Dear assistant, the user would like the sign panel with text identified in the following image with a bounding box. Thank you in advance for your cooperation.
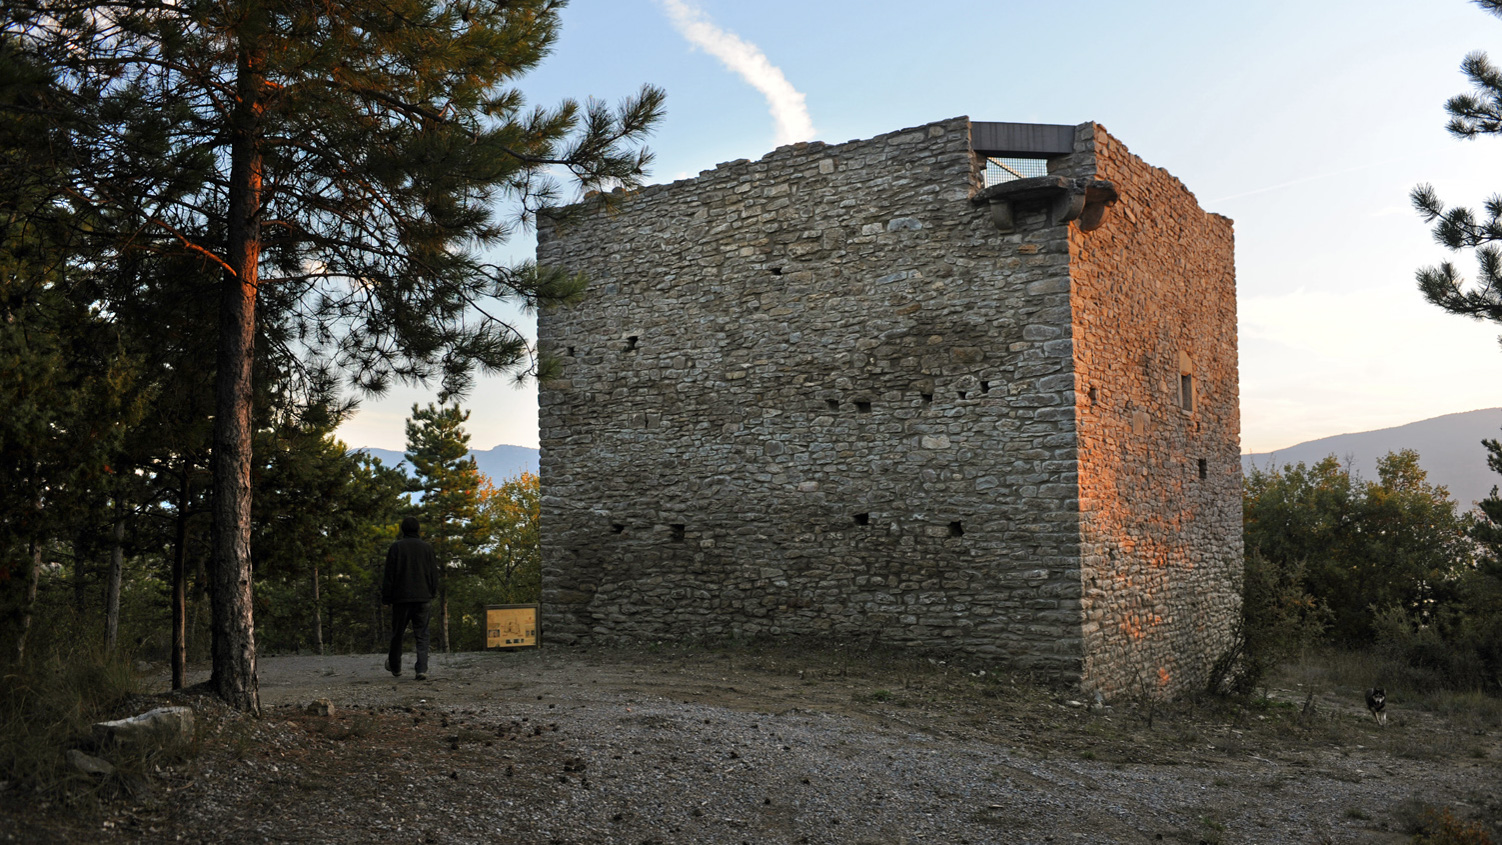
[485,604,539,649]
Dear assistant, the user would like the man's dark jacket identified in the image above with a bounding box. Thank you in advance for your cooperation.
[383,531,438,604]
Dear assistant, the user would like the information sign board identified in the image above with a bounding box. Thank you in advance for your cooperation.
[485,604,539,649]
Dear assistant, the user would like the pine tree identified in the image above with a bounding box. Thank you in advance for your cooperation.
[3,1,662,709]
[404,402,486,652]
[1477,436,1502,572]
[0,47,149,663]
[1413,0,1502,338]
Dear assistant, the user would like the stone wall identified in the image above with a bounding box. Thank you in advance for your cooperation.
[1066,125,1243,697]
[536,116,1241,696]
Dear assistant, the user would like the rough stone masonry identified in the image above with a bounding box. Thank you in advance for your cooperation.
[535,116,1241,698]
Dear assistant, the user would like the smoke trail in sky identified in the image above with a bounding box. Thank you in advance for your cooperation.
[658,0,815,146]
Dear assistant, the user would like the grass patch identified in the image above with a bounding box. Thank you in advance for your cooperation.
[1423,689,1502,729]
[0,638,146,806]
[1197,812,1228,845]
[1265,649,1502,744]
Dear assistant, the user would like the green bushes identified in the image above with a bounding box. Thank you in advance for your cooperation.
[1212,552,1328,694]
[1242,448,1502,694]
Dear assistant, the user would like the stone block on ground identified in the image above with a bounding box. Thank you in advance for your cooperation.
[93,706,195,753]
[66,749,116,777]
[304,698,335,717]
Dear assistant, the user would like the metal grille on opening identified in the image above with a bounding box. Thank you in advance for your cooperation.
[983,156,1048,187]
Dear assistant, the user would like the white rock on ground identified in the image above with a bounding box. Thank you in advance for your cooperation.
[92,706,195,753]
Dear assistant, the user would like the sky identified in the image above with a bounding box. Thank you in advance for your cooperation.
[335,0,1502,456]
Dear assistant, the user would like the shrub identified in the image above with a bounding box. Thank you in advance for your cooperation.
[1410,806,1495,845]
[1209,552,1327,695]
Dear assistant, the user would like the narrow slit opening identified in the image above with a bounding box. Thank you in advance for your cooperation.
[1198,458,1207,480]
[980,381,991,394]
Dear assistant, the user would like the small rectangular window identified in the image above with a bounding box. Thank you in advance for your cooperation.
[1179,373,1194,412]
[1198,458,1207,480]
[853,513,870,526]
[669,524,685,542]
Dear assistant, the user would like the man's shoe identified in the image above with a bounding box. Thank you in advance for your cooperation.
[386,658,401,677]
[415,672,428,681]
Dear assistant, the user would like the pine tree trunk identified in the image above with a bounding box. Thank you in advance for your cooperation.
[71,535,87,614]
[310,561,323,655]
[105,514,124,653]
[190,568,207,663]
[208,30,265,714]
[15,539,40,665]
[371,583,383,652]
[441,586,450,653]
[172,469,190,690]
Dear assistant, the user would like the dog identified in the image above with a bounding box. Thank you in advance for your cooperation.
[1365,687,1387,726]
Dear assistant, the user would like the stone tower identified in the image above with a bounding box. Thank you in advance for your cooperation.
[535,117,1241,697]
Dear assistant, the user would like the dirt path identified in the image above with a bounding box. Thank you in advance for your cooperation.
[5,645,1499,844]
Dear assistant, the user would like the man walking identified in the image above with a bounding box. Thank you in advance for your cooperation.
[383,517,438,680]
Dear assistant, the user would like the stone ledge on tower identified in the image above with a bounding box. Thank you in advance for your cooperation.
[972,175,1120,234]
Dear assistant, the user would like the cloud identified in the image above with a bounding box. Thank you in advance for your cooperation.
[658,0,815,146]
[1207,158,1403,205]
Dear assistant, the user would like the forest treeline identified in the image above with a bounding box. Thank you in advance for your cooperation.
[0,391,540,678]
[8,413,1502,698]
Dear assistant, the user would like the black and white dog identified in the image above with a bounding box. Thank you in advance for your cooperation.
[1365,687,1387,726]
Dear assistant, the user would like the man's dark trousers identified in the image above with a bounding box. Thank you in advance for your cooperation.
[389,601,431,675]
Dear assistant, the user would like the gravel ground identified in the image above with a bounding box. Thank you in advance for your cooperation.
[3,644,1499,844]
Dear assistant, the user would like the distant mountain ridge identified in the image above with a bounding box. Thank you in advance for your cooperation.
[353,444,539,483]
[348,413,1502,510]
[1242,408,1502,509]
